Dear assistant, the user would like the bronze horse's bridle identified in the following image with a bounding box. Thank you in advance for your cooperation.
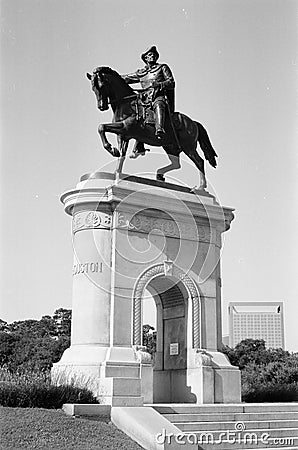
[90,71,140,109]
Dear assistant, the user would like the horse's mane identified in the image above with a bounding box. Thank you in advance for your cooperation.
[93,66,135,98]
[94,66,123,81]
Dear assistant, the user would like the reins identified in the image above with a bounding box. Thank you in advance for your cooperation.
[108,88,149,122]
[108,88,148,106]
[108,93,137,106]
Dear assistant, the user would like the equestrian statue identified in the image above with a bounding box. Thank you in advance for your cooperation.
[87,46,217,189]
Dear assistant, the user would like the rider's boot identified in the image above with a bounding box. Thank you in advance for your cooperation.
[130,141,150,159]
[154,103,166,139]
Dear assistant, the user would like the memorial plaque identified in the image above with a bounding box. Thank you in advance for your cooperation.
[170,343,179,356]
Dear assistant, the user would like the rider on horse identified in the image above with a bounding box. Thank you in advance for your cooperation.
[122,46,175,158]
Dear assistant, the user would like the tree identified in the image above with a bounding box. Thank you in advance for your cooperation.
[52,308,72,337]
[0,309,72,373]
[222,339,292,370]
[0,319,8,332]
[142,324,156,356]
[0,332,20,366]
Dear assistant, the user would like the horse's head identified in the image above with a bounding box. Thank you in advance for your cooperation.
[87,67,110,111]
[87,66,133,112]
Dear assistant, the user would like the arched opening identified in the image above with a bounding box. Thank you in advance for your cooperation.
[142,289,157,358]
[133,265,201,350]
[132,264,201,403]
[146,276,196,403]
[146,276,187,369]
[142,288,156,330]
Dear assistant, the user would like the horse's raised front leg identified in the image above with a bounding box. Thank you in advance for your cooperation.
[156,152,181,182]
[98,121,124,157]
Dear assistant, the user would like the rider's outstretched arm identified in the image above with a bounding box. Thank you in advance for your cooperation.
[121,71,140,84]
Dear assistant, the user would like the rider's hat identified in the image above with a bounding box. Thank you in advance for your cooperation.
[141,46,159,63]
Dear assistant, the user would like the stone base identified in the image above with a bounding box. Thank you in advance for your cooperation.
[99,395,144,407]
[186,363,241,404]
[52,345,240,405]
[213,367,241,403]
[210,351,241,403]
[140,364,154,404]
[52,362,144,406]
[151,351,241,404]
[187,366,215,403]
[154,370,197,403]
[51,345,145,406]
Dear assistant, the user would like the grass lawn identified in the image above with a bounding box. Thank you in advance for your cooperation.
[0,407,142,449]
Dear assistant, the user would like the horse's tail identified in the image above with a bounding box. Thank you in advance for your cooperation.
[195,121,218,168]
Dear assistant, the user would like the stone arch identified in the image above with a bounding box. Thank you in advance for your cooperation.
[132,263,201,348]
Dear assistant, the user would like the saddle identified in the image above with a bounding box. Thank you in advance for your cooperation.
[132,91,180,130]
[132,92,156,126]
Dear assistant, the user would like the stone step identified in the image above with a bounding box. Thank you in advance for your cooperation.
[192,438,298,450]
[179,426,298,438]
[109,403,298,450]
[244,404,298,413]
[63,403,111,417]
[153,402,298,415]
[162,411,298,423]
[170,419,298,431]
[156,404,298,449]
[154,404,244,414]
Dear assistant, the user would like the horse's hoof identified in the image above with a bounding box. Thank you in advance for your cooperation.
[130,148,150,159]
[130,151,145,159]
[156,174,165,182]
[191,185,199,192]
[191,185,206,193]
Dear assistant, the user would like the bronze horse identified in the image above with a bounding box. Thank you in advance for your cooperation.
[87,66,217,189]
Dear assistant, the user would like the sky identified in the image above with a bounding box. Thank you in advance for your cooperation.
[1,0,297,350]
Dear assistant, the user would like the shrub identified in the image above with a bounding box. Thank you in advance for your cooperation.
[222,339,298,403]
[242,382,298,402]
[241,362,298,402]
[241,360,298,400]
[0,368,98,409]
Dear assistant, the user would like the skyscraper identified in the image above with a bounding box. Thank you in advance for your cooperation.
[228,302,285,349]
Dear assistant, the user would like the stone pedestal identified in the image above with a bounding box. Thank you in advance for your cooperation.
[52,172,241,404]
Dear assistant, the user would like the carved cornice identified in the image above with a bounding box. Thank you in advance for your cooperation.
[72,211,112,234]
[61,183,234,236]
[115,211,211,242]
